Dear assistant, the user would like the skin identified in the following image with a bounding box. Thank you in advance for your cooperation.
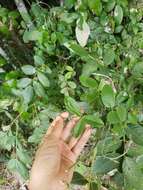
[29,112,92,190]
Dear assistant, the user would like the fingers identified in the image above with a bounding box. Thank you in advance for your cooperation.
[47,112,69,138]
[72,125,92,160]
[61,117,80,141]
[68,137,79,149]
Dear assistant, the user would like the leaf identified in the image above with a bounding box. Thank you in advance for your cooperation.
[22,85,33,104]
[73,117,85,137]
[64,96,81,116]
[23,30,43,43]
[21,65,36,75]
[34,55,45,65]
[74,114,103,137]
[88,0,102,16]
[123,157,143,190]
[80,75,98,88]
[127,126,143,146]
[75,20,90,47]
[132,62,143,77]
[71,172,88,185]
[17,148,32,165]
[107,111,119,124]
[65,43,89,58]
[37,72,50,87]
[0,99,13,109]
[101,85,115,108]
[33,81,46,97]
[114,5,123,25]
[0,132,15,151]
[92,156,119,175]
[105,0,116,12]
[103,48,115,65]
[17,78,32,88]
[64,0,76,9]
[97,136,122,155]
[116,105,127,122]
[127,143,143,157]
[68,81,76,89]
[28,127,46,144]
[83,114,104,128]
[89,182,98,190]
[82,62,98,76]
[7,159,28,180]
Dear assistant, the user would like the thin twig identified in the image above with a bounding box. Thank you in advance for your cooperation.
[92,72,116,92]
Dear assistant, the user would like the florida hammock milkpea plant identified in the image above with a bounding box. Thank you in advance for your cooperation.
[0,0,143,189]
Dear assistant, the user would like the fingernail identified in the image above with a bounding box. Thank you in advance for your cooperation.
[73,116,80,121]
[61,112,69,118]
[85,124,91,130]
[53,116,61,123]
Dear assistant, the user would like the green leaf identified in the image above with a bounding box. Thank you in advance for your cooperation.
[17,78,32,88]
[107,111,119,124]
[132,62,143,77]
[64,0,76,9]
[37,72,50,87]
[89,182,98,190]
[80,75,98,88]
[21,65,36,75]
[105,0,116,12]
[66,43,89,57]
[7,159,28,180]
[88,0,102,16]
[17,148,32,165]
[127,126,143,146]
[101,85,115,108]
[0,132,15,151]
[68,81,76,89]
[92,156,119,175]
[128,112,138,124]
[28,126,46,144]
[34,55,45,65]
[22,85,33,104]
[116,105,127,122]
[23,30,43,43]
[103,48,115,65]
[64,96,81,116]
[97,136,122,155]
[71,172,88,185]
[83,114,104,128]
[127,143,143,157]
[33,81,46,97]
[73,117,84,137]
[123,157,143,190]
[73,114,103,137]
[65,72,72,80]
[114,5,123,25]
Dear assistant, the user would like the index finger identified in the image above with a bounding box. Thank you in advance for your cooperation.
[46,112,69,137]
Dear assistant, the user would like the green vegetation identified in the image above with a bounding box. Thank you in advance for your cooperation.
[0,0,143,189]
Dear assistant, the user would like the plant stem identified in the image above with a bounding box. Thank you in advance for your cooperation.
[14,0,34,28]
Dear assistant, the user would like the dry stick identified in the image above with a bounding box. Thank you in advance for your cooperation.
[14,0,34,28]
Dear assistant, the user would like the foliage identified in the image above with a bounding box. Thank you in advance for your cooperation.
[0,0,143,189]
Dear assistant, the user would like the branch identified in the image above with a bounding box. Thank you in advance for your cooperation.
[14,0,34,28]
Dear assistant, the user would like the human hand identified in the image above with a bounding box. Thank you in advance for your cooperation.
[29,112,92,190]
